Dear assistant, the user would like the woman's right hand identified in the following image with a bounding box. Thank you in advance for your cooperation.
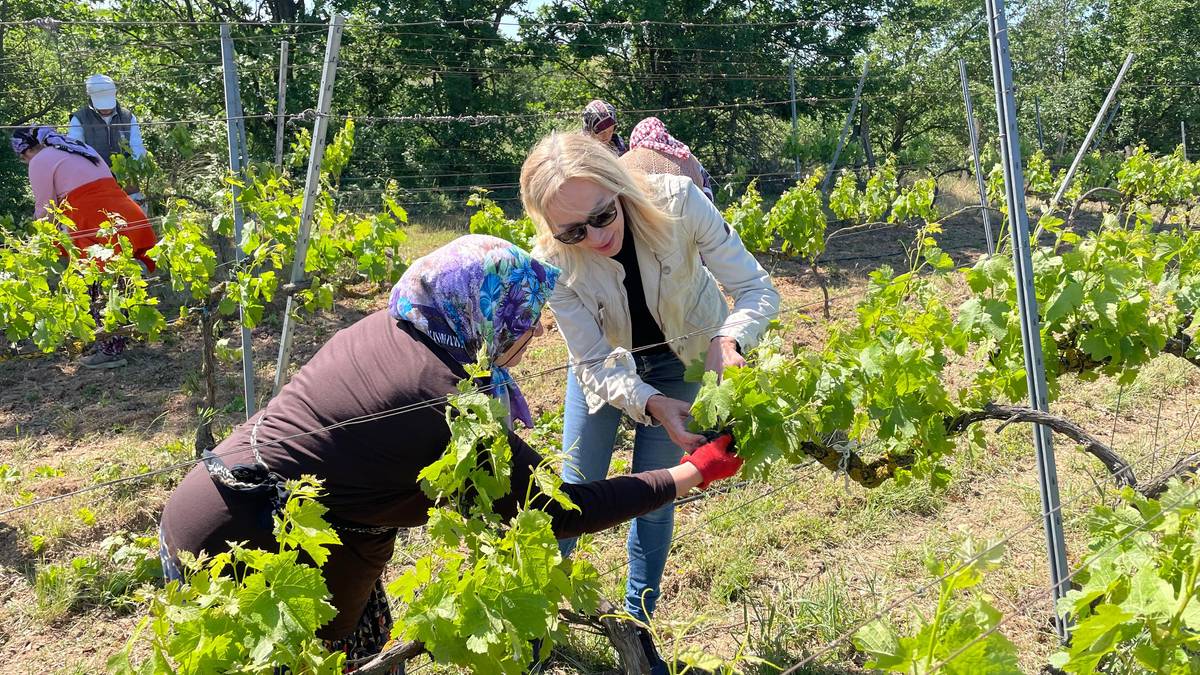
[646,394,706,452]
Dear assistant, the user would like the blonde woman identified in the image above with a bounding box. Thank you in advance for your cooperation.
[521,132,778,666]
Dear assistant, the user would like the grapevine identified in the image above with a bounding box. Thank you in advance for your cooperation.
[696,149,1200,495]
[110,476,347,674]
[385,359,602,674]
[853,539,1019,674]
[466,189,537,249]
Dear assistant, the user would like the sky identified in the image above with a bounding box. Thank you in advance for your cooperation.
[499,0,550,38]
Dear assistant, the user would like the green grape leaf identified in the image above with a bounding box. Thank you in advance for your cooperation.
[691,370,736,429]
[274,487,342,567]
[1044,279,1084,325]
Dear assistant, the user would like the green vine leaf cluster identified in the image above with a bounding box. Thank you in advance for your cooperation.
[829,156,899,223]
[692,224,971,486]
[110,476,346,675]
[962,210,1200,406]
[769,171,827,261]
[1117,145,1200,209]
[722,179,772,254]
[148,209,218,302]
[0,211,164,351]
[389,366,602,673]
[111,152,163,198]
[467,189,537,249]
[843,481,1200,674]
[1024,149,1056,195]
[890,178,938,225]
[689,333,823,479]
[1052,479,1200,673]
[853,539,1019,674]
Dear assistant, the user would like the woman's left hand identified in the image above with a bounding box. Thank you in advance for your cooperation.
[704,336,745,378]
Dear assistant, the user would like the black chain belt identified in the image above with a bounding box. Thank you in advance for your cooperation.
[202,412,398,537]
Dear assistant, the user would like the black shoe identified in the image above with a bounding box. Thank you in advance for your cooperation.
[634,627,669,675]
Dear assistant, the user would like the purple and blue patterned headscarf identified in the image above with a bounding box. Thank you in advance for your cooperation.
[388,234,561,428]
[10,126,103,165]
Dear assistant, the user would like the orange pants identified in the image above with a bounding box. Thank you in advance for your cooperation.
[61,177,157,272]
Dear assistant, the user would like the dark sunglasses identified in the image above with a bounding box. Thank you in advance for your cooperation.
[552,197,619,245]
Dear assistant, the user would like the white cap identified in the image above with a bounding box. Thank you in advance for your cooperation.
[85,74,118,110]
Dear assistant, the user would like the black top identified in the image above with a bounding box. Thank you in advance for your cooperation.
[612,224,671,355]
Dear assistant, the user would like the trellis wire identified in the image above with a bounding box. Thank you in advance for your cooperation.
[0,289,849,520]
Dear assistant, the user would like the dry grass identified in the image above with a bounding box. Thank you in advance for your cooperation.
[1,185,1198,673]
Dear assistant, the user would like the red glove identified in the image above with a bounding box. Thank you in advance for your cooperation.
[680,433,743,489]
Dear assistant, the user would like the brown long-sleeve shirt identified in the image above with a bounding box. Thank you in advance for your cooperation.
[160,309,676,639]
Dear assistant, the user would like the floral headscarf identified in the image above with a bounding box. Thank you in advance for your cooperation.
[10,126,103,165]
[388,235,561,428]
[629,116,691,160]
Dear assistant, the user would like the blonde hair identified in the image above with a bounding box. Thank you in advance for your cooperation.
[520,132,675,268]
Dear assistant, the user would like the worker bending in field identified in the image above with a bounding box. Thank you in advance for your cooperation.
[158,235,744,671]
[582,99,628,156]
[622,116,716,201]
[11,126,156,369]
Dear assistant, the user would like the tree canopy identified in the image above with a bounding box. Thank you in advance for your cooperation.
[1,0,1196,221]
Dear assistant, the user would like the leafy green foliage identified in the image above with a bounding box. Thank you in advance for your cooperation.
[1051,480,1200,674]
[962,210,1200,405]
[148,209,218,301]
[889,178,938,225]
[1024,149,1056,195]
[830,158,900,223]
[861,159,900,222]
[0,464,22,487]
[722,179,772,254]
[389,362,602,673]
[854,539,1018,674]
[467,189,536,249]
[769,172,827,261]
[828,171,862,221]
[110,476,345,675]
[689,334,821,480]
[111,152,163,197]
[0,210,165,351]
[1117,145,1200,208]
[32,531,162,621]
[692,224,970,486]
[525,405,566,454]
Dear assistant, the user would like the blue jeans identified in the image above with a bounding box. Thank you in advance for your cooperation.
[557,351,700,622]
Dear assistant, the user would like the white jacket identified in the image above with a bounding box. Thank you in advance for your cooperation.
[544,174,780,425]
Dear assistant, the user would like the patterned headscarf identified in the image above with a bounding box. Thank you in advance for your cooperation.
[629,116,691,160]
[388,235,561,428]
[10,126,103,165]
[582,99,617,134]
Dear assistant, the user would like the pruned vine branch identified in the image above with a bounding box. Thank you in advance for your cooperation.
[349,638,425,675]
[946,403,1134,486]
[797,401,1200,495]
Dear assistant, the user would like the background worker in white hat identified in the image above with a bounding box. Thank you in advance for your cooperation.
[68,74,147,204]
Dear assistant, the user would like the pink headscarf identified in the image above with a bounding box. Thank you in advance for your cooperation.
[628,117,691,160]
